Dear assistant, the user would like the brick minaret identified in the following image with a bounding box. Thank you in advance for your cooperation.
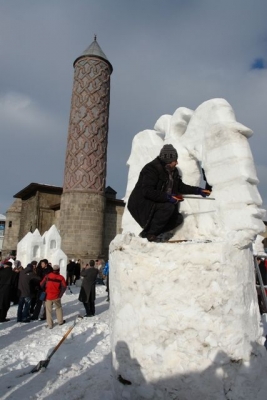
[60,37,113,260]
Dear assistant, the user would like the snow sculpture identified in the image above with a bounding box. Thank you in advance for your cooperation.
[253,235,266,257]
[16,225,67,278]
[110,99,267,400]
[123,99,265,248]
[16,229,43,266]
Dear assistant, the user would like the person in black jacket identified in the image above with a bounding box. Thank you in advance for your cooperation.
[128,144,210,242]
[79,260,99,317]
[17,263,40,322]
[67,259,76,286]
[0,261,18,322]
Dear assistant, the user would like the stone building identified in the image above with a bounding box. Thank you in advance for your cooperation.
[2,38,125,261]
[0,213,6,256]
[2,199,22,257]
[60,36,113,261]
[2,182,124,261]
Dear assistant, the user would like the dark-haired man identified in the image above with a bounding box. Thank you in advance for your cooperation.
[79,260,99,317]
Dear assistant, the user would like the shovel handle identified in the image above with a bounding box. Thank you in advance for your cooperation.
[48,322,75,360]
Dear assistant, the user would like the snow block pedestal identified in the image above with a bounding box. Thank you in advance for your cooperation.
[110,233,267,400]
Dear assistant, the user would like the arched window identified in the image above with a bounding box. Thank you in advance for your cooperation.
[33,245,39,258]
[50,240,56,249]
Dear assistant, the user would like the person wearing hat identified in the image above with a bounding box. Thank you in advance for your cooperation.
[40,264,67,329]
[0,261,18,322]
[128,144,210,242]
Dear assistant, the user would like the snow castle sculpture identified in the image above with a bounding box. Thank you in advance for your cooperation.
[16,225,67,278]
[110,99,267,400]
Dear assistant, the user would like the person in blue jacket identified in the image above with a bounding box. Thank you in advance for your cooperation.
[103,261,109,302]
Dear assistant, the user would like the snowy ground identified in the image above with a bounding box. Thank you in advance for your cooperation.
[0,285,113,400]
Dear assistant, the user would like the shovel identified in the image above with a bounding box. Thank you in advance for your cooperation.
[30,319,77,373]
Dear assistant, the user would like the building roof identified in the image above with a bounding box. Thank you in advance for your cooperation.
[105,186,117,195]
[13,183,123,204]
[0,214,6,221]
[74,36,113,72]
[14,183,63,200]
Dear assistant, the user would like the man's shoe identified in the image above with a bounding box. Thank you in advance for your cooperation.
[22,319,31,323]
[139,230,148,238]
[59,320,66,325]
[159,231,174,242]
[147,234,158,242]
[0,318,10,322]
[38,317,46,321]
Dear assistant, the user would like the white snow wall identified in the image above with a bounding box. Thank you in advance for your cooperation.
[110,98,267,399]
[110,235,267,400]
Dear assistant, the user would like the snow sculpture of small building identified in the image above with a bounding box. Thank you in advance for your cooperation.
[17,229,43,267]
[17,224,67,278]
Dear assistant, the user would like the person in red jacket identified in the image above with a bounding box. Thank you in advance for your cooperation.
[40,264,66,329]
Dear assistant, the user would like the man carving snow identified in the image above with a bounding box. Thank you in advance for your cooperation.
[127,144,210,242]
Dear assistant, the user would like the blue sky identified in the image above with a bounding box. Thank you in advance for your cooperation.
[1,0,267,214]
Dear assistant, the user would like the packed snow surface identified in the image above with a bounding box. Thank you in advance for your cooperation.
[0,285,112,400]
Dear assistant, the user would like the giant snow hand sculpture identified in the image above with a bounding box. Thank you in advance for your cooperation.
[122,98,265,248]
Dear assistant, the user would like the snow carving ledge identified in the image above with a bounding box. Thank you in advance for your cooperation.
[110,99,267,400]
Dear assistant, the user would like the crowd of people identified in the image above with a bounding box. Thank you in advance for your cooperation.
[0,256,110,328]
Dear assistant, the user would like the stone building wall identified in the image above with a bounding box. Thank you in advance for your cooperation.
[54,209,61,231]
[19,196,37,239]
[103,200,124,259]
[19,192,61,240]
[60,191,106,261]
[1,199,22,258]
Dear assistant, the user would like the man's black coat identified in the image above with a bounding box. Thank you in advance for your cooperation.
[78,267,99,303]
[18,265,40,298]
[0,266,18,310]
[128,157,200,230]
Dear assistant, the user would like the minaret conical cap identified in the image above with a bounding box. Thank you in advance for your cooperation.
[74,35,113,73]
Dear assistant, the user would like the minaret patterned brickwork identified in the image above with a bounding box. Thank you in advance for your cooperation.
[59,38,113,260]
